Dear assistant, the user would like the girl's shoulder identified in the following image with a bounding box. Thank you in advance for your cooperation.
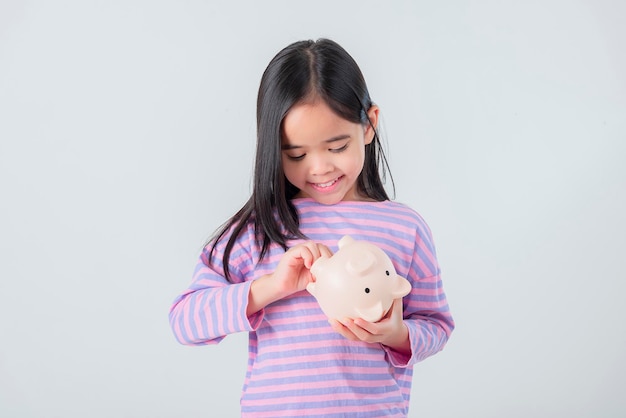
[203,213,258,255]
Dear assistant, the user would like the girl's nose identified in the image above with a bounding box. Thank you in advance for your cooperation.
[309,153,333,176]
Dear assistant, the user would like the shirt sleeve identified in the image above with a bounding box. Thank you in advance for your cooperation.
[169,238,264,346]
[382,218,455,367]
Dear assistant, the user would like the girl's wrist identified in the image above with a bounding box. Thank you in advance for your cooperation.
[247,273,289,316]
[382,323,411,355]
[247,274,277,316]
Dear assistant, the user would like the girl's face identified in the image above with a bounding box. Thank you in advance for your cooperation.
[281,100,379,204]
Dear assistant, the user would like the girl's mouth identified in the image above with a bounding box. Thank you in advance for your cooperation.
[309,176,343,191]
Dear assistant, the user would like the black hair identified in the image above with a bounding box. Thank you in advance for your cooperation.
[209,38,394,281]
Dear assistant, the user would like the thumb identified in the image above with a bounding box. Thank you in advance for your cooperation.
[392,298,404,318]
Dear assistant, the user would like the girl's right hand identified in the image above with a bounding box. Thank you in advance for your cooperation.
[247,241,332,316]
[273,241,333,297]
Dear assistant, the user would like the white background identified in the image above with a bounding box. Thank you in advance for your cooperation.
[1,1,624,417]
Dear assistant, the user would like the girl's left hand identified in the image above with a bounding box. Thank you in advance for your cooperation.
[329,298,410,353]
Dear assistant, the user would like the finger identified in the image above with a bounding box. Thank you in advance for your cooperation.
[316,243,333,259]
[301,241,321,268]
[306,240,322,258]
[392,297,404,318]
[353,318,382,339]
[291,244,314,269]
[341,318,375,342]
[353,318,378,333]
[328,319,343,332]
[329,319,358,341]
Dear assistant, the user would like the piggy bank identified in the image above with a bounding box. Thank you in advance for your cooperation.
[307,235,412,322]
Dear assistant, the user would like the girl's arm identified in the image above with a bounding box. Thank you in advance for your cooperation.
[385,222,455,366]
[328,219,454,366]
[389,272,454,366]
[169,241,332,346]
[168,249,260,346]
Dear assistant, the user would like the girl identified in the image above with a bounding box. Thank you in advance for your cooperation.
[169,38,454,417]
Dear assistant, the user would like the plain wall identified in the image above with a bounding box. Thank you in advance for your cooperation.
[1,1,624,417]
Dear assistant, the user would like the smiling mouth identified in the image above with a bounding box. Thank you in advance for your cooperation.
[310,176,343,189]
[316,179,338,188]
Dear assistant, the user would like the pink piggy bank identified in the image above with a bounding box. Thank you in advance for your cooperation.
[307,235,412,322]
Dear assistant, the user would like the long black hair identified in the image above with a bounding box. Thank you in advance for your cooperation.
[209,38,394,280]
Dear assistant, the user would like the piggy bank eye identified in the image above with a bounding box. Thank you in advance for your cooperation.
[385,270,390,276]
[364,288,370,294]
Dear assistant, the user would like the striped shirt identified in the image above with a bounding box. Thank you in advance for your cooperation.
[169,198,454,417]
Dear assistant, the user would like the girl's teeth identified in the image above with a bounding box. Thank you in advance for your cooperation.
[317,179,336,188]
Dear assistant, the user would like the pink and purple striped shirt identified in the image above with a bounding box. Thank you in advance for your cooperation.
[169,198,454,417]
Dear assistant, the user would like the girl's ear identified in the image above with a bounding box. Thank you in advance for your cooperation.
[364,105,380,145]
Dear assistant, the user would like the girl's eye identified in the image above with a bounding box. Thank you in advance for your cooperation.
[330,144,348,153]
[287,154,305,161]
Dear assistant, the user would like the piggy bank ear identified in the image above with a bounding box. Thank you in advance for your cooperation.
[347,250,375,275]
[338,235,355,249]
[391,275,412,298]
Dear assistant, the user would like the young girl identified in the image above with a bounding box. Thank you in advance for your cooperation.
[169,38,454,417]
